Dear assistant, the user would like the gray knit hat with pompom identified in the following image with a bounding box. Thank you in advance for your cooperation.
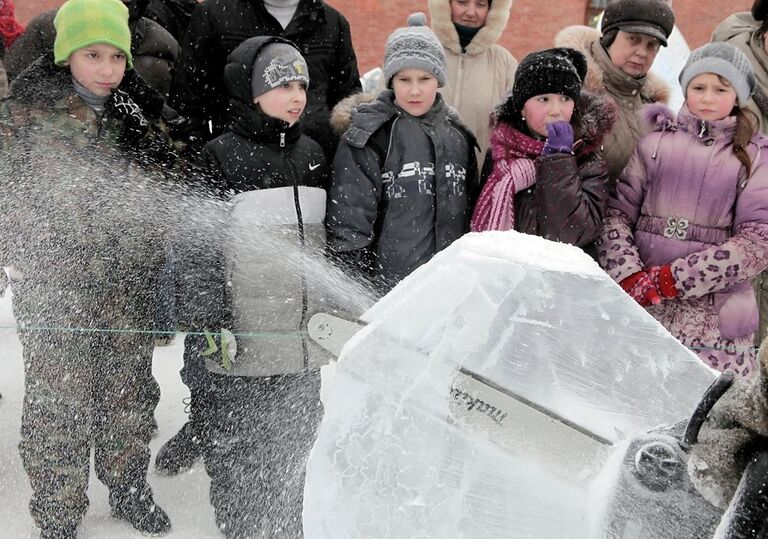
[382,12,447,88]
[679,43,755,105]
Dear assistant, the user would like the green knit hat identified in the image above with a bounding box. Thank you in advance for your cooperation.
[54,0,133,69]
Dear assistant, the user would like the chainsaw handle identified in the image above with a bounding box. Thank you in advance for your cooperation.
[682,370,735,449]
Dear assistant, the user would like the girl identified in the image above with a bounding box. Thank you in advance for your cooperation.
[471,47,615,254]
[598,42,768,377]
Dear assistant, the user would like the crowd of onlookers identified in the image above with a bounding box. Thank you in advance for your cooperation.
[3,0,768,537]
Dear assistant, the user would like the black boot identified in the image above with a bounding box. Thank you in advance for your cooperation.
[110,483,171,535]
[154,420,201,475]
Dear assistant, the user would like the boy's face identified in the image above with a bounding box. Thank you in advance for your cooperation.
[392,69,439,117]
[65,43,127,97]
[253,80,307,126]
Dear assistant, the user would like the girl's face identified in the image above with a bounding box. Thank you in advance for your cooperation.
[392,69,439,117]
[607,30,662,78]
[522,94,575,137]
[450,0,490,28]
[253,80,307,126]
[686,73,737,122]
[66,44,127,96]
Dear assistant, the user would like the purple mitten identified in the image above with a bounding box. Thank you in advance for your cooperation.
[542,121,574,155]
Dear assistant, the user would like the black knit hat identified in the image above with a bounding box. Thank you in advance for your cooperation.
[754,0,768,21]
[510,48,587,115]
[601,0,675,47]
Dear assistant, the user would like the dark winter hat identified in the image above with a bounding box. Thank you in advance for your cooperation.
[601,0,675,47]
[510,48,587,115]
[679,43,755,105]
[754,0,768,21]
[250,42,309,98]
[382,12,447,88]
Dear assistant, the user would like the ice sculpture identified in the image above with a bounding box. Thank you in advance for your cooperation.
[303,231,716,538]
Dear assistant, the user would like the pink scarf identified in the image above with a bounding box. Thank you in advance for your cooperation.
[470,123,544,232]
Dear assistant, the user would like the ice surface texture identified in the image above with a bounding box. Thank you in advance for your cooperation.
[304,231,716,538]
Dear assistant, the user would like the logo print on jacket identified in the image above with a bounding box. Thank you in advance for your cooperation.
[382,161,435,199]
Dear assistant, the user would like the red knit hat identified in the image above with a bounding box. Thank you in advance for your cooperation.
[0,0,25,49]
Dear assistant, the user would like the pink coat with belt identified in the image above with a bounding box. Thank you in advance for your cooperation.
[598,104,768,376]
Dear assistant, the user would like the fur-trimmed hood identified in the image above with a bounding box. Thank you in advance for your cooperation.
[330,91,379,138]
[429,0,513,55]
[555,25,670,105]
[711,11,760,44]
[330,90,476,150]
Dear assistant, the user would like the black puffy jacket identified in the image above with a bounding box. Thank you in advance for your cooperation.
[169,0,361,158]
[327,91,479,291]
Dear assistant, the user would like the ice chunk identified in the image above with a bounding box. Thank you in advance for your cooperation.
[303,231,715,538]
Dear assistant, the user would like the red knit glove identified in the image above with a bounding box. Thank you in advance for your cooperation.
[620,271,662,307]
[646,265,679,299]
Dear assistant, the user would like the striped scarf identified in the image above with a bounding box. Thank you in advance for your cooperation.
[470,122,544,232]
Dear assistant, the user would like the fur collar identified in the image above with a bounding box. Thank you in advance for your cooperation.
[429,0,513,55]
[573,91,618,153]
[330,90,476,149]
[554,25,670,105]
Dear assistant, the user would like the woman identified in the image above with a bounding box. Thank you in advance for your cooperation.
[429,0,517,160]
[555,0,674,184]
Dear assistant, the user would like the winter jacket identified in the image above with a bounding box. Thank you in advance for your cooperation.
[327,91,479,291]
[598,104,768,377]
[555,25,670,185]
[0,55,172,329]
[199,36,331,377]
[4,10,179,96]
[146,0,196,44]
[712,12,768,136]
[474,92,614,254]
[168,0,361,158]
[711,13,768,347]
[429,0,517,161]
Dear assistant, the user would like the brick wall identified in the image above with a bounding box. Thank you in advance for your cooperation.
[13,0,756,73]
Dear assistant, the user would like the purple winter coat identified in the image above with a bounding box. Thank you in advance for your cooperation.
[598,104,768,377]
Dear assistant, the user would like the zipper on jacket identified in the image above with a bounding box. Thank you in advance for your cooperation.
[280,132,286,148]
[284,149,309,368]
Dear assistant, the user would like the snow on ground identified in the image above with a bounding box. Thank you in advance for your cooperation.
[0,290,221,538]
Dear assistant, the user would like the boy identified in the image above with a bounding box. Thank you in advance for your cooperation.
[0,0,172,536]
[163,36,330,537]
[327,13,479,292]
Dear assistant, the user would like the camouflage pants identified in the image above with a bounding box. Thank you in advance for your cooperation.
[17,327,158,532]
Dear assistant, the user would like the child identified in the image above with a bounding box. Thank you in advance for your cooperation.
[160,36,330,537]
[326,12,478,292]
[471,47,615,254]
[0,0,172,536]
[598,42,768,377]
